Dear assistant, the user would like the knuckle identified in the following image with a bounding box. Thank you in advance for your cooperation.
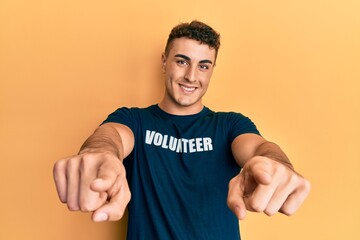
[302,179,311,194]
[228,175,239,187]
[126,191,131,203]
[248,199,266,213]
[66,157,79,170]
[120,163,127,175]
[226,188,235,203]
[79,199,97,212]
[53,159,67,174]
[67,202,79,211]
[294,177,311,196]
[250,157,265,169]
[122,186,132,204]
[99,151,118,163]
[288,173,299,185]
[275,163,287,175]
[281,206,296,216]
[79,155,93,171]
[226,198,235,210]
[103,151,115,159]
[252,205,265,213]
[226,196,232,206]
[53,159,63,170]
[226,192,237,209]
[264,208,277,216]
[228,178,235,188]
[226,200,231,209]
[80,204,94,212]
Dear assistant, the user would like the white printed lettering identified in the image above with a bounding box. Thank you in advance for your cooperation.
[162,135,169,149]
[176,140,182,153]
[181,139,189,153]
[189,139,196,153]
[195,138,203,152]
[144,130,213,153]
[145,130,155,144]
[153,133,163,146]
[203,137,213,151]
[169,136,177,151]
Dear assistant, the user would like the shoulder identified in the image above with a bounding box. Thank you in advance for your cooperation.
[108,105,156,115]
[205,107,260,139]
[102,105,156,126]
[205,108,249,122]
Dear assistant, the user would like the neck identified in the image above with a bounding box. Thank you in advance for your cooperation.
[158,99,204,116]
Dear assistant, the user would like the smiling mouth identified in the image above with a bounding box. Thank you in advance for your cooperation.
[180,84,197,94]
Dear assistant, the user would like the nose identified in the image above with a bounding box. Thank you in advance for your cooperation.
[184,65,197,82]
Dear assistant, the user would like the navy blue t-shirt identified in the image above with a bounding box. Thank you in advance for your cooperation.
[103,105,260,240]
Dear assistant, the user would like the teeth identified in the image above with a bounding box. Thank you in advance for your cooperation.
[181,86,195,92]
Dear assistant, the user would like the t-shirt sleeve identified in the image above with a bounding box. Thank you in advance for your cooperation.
[101,107,135,132]
[227,112,261,143]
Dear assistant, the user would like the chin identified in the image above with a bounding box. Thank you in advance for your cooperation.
[176,98,199,107]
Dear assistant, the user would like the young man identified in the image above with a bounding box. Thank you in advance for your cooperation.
[53,21,310,239]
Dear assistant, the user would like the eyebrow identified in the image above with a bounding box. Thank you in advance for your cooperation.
[175,54,213,65]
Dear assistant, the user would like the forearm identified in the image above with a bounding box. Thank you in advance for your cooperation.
[79,124,124,160]
[254,141,294,170]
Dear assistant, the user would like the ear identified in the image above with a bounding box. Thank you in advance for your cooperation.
[161,53,166,73]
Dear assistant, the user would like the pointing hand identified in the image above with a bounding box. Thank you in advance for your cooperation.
[53,152,131,222]
[227,156,310,220]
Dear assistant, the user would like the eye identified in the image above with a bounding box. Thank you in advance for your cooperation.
[176,60,188,65]
[199,64,210,70]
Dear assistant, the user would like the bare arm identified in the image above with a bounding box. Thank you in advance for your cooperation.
[53,123,134,222]
[227,133,310,220]
[79,123,134,159]
[230,133,292,169]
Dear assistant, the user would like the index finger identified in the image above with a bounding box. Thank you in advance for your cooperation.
[245,157,273,186]
[243,181,277,213]
[92,174,131,222]
[242,158,278,212]
[90,159,122,192]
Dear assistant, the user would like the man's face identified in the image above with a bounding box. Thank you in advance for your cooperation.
[161,38,216,113]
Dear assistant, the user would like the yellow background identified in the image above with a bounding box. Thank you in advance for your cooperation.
[1,0,359,239]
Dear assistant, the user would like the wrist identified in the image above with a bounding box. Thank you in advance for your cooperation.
[255,142,294,171]
[269,157,294,171]
[78,147,122,160]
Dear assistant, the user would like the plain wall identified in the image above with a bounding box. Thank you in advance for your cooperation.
[1,0,359,239]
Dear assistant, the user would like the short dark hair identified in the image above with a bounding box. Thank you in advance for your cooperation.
[164,20,221,59]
